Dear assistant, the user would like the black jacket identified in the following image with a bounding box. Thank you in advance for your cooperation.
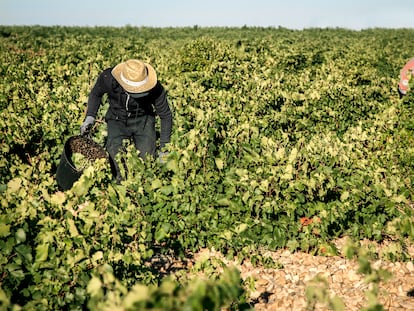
[86,68,172,149]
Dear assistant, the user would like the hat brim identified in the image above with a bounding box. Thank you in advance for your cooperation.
[111,61,157,94]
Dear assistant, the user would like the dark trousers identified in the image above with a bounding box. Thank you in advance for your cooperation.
[106,115,156,180]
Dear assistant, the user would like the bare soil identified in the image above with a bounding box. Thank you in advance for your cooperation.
[152,237,414,310]
[203,237,414,310]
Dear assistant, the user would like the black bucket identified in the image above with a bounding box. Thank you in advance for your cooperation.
[56,135,109,190]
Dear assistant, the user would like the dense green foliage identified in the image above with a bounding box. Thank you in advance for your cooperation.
[1,26,414,309]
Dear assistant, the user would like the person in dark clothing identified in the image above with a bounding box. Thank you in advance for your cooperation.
[80,59,173,181]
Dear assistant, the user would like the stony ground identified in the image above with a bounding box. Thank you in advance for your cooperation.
[189,237,414,310]
[148,236,414,310]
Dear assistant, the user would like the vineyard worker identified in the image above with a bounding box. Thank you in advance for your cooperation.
[80,59,173,181]
[398,57,414,97]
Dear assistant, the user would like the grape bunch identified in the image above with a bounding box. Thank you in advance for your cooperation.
[68,136,108,170]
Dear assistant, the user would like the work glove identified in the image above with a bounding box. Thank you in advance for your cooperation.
[158,151,169,164]
[80,116,95,135]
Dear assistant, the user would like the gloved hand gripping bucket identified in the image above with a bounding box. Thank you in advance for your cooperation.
[56,135,110,190]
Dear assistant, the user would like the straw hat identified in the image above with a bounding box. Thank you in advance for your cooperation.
[111,59,157,93]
